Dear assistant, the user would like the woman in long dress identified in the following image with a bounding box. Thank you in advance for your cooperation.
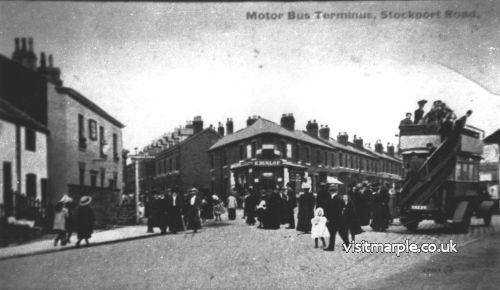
[296,189,315,233]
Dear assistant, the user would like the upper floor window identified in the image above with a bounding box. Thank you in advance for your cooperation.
[25,128,36,151]
[286,144,292,159]
[223,149,228,166]
[88,119,98,141]
[78,114,86,149]
[280,141,287,159]
[251,142,257,158]
[324,152,328,166]
[339,153,343,167]
[113,133,119,161]
[239,145,244,160]
[316,150,321,165]
[210,153,214,169]
[331,153,335,167]
[175,155,180,171]
[305,147,310,163]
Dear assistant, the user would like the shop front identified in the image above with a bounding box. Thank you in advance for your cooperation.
[231,159,306,194]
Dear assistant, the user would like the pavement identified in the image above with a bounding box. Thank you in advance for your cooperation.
[0,210,499,289]
[0,225,157,261]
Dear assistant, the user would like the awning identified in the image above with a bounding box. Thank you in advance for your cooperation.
[327,176,343,185]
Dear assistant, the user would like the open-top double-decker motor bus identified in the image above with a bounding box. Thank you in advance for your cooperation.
[398,123,495,232]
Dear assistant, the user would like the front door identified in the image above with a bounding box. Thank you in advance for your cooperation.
[3,162,13,211]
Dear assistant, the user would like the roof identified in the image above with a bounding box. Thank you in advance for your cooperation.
[208,118,332,151]
[0,99,49,133]
[484,129,500,144]
[369,149,402,162]
[322,138,375,159]
[56,86,125,128]
[157,128,221,157]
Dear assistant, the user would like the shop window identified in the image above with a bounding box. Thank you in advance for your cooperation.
[25,128,36,152]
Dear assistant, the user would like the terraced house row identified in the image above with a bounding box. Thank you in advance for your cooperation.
[135,113,403,199]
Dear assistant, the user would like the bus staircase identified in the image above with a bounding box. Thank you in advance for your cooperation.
[399,136,461,225]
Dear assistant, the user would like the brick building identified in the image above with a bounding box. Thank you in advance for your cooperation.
[208,114,403,198]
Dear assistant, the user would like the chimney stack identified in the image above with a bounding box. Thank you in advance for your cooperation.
[375,140,384,153]
[217,122,225,136]
[280,113,295,131]
[37,52,63,86]
[247,115,258,127]
[319,125,330,140]
[353,135,364,149]
[193,116,203,134]
[337,132,349,145]
[306,120,319,137]
[387,143,395,156]
[226,118,234,134]
[28,37,34,52]
[21,38,27,51]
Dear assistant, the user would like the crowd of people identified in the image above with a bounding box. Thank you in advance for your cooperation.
[400,99,473,141]
[239,181,396,251]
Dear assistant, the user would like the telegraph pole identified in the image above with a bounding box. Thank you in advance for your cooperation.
[129,148,154,223]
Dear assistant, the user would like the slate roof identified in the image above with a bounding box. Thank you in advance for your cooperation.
[56,87,125,128]
[321,137,375,158]
[209,118,333,151]
[0,98,49,133]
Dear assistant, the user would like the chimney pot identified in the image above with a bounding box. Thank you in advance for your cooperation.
[21,38,27,51]
[14,38,20,50]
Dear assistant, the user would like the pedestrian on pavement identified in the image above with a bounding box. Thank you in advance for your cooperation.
[227,193,238,220]
[76,195,95,247]
[213,195,225,222]
[316,183,330,211]
[311,207,329,248]
[370,184,390,232]
[148,192,168,234]
[285,183,297,229]
[200,192,214,223]
[245,192,257,226]
[358,183,372,226]
[256,199,267,228]
[279,187,288,225]
[264,190,282,230]
[324,187,349,252]
[296,184,315,234]
[342,194,363,241]
[187,188,202,233]
[167,189,184,234]
[53,201,68,246]
[64,199,75,244]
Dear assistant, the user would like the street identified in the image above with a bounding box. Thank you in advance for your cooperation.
[0,211,499,290]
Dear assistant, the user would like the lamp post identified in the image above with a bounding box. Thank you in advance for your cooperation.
[129,149,154,223]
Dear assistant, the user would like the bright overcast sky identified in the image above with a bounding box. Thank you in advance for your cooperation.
[1,1,499,151]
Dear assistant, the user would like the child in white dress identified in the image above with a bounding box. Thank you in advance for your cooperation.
[311,208,329,248]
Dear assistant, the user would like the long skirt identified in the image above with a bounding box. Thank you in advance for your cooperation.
[228,208,236,220]
[187,209,202,230]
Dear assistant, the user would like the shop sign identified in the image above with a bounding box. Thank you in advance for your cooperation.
[253,160,282,166]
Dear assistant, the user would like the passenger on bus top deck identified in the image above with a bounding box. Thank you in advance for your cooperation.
[414,99,427,124]
[399,112,413,127]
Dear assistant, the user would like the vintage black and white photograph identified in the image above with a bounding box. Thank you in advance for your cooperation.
[0,1,499,289]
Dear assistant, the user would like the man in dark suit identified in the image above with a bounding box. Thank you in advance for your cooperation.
[414,100,427,124]
[453,110,472,134]
[285,183,297,229]
[324,187,349,251]
[399,113,413,127]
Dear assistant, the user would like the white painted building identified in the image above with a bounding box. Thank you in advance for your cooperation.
[0,99,48,209]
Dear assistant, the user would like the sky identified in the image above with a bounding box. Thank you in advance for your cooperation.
[0,1,499,152]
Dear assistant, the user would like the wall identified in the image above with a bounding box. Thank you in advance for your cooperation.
[47,84,123,204]
[0,119,17,204]
[20,128,48,200]
[180,130,220,192]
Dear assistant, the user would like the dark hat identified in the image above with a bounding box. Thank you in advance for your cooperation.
[417,100,427,105]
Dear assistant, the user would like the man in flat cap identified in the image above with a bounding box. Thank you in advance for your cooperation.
[399,112,413,127]
[414,100,427,124]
